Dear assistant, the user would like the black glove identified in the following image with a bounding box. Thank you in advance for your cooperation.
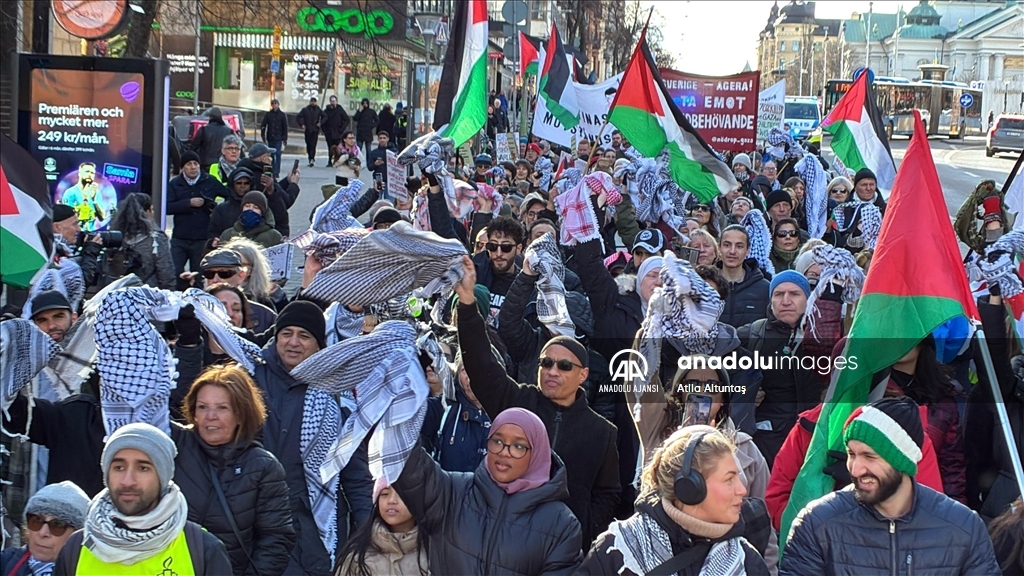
[986,249,1009,263]
[820,282,845,303]
[425,173,439,188]
[822,450,851,487]
[175,304,202,347]
[990,282,1002,297]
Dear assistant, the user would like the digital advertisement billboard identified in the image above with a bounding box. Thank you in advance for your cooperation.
[16,56,170,230]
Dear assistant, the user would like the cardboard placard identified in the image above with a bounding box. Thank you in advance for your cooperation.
[495,133,511,163]
[386,150,407,202]
[263,243,295,282]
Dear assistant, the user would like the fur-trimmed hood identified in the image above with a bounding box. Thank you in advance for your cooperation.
[614,273,637,296]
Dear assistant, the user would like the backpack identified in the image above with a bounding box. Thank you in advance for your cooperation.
[100,232,158,287]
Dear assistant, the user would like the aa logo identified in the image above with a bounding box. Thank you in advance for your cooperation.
[609,349,648,383]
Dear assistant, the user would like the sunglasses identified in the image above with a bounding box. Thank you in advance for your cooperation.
[203,269,239,280]
[540,357,583,371]
[27,514,71,536]
[830,188,848,195]
[486,242,516,253]
[775,230,800,238]
[691,205,710,212]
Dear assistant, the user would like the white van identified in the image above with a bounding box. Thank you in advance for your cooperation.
[784,97,822,140]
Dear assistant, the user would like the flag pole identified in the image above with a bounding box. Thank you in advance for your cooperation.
[973,323,1024,502]
[584,119,612,174]
[1001,143,1024,193]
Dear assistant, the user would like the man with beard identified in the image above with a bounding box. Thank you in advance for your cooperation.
[29,291,76,342]
[53,423,231,575]
[471,216,523,327]
[781,397,998,576]
[60,163,110,232]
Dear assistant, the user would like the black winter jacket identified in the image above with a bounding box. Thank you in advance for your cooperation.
[261,108,290,143]
[296,104,322,133]
[320,104,350,141]
[781,483,1000,576]
[574,239,644,362]
[377,109,396,138]
[579,495,772,576]
[394,445,582,575]
[171,424,296,576]
[238,158,297,237]
[192,119,235,166]
[719,259,770,329]
[166,173,226,240]
[208,192,244,239]
[353,107,379,141]
[253,344,374,575]
[458,301,620,549]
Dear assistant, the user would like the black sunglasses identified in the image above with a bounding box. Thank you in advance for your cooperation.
[203,269,239,280]
[486,242,516,253]
[830,188,848,194]
[775,230,800,238]
[691,205,710,212]
[27,514,71,536]
[540,357,583,371]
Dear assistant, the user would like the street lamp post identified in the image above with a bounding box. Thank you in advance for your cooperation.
[415,11,442,134]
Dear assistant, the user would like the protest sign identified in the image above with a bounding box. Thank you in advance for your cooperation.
[386,150,407,202]
[263,244,294,282]
[532,73,623,148]
[659,69,760,152]
[757,79,786,145]
[495,133,511,163]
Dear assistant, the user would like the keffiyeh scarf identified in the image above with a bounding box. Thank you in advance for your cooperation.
[292,227,369,267]
[397,132,458,216]
[603,510,748,576]
[311,180,367,233]
[524,232,575,337]
[634,252,723,405]
[804,244,865,338]
[416,325,456,402]
[534,156,553,192]
[766,127,805,161]
[833,201,882,249]
[0,320,60,420]
[980,230,1024,297]
[298,385,342,563]
[795,153,828,240]
[22,259,85,319]
[634,149,690,232]
[304,222,467,312]
[179,288,263,373]
[325,302,366,345]
[555,171,621,246]
[291,321,429,487]
[741,210,775,276]
[83,484,188,565]
[94,287,181,436]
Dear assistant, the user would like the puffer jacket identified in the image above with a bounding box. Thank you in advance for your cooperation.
[780,483,1000,576]
[123,230,176,290]
[171,423,295,576]
[578,493,771,576]
[338,520,429,576]
[719,258,771,328]
[394,445,582,575]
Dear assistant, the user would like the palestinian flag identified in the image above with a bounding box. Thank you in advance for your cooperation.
[0,134,53,288]
[607,30,736,202]
[821,71,897,192]
[519,31,540,77]
[433,0,488,147]
[779,110,979,551]
[538,24,579,129]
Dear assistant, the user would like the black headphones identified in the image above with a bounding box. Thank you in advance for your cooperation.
[674,432,709,505]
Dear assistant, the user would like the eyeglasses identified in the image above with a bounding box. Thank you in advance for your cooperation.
[486,437,531,459]
[26,514,71,536]
[763,166,778,173]
[486,242,516,253]
[691,205,710,213]
[830,188,848,195]
[540,357,584,371]
[223,146,241,152]
[775,230,800,238]
[203,269,239,280]
[526,209,544,218]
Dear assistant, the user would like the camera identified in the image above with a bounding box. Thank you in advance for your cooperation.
[76,230,123,249]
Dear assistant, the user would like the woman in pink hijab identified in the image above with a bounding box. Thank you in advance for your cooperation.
[394,407,582,574]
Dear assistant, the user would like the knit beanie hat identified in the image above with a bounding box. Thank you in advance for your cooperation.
[276,301,327,350]
[769,269,811,297]
[241,191,269,214]
[854,167,876,187]
[180,150,201,167]
[843,397,925,476]
[732,153,752,171]
[25,481,90,529]
[541,335,589,368]
[102,423,177,491]
[794,250,816,275]
[766,189,793,212]
[53,203,76,223]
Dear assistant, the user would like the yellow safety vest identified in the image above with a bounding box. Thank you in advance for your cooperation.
[76,530,195,576]
[208,163,223,183]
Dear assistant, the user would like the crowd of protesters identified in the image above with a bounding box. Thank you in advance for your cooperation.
[2,98,1023,576]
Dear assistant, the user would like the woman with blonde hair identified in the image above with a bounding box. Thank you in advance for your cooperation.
[579,426,771,575]
[222,237,289,312]
[687,229,720,266]
[172,365,295,576]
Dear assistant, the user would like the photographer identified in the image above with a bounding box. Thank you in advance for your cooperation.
[108,193,175,290]
[52,204,102,290]
[167,151,226,286]
[366,130,396,198]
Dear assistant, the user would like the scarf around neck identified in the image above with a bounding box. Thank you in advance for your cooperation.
[83,483,188,565]
[771,245,800,267]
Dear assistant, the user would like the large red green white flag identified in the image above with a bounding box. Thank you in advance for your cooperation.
[0,134,53,288]
[821,71,897,192]
[519,31,540,77]
[780,110,979,551]
[607,30,736,202]
[538,23,580,129]
[433,0,488,147]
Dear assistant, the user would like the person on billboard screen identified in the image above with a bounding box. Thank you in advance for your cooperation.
[58,162,117,232]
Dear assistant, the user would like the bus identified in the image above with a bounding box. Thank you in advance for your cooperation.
[823,77,983,138]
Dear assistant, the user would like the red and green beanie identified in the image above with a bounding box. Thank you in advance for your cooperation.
[843,397,925,476]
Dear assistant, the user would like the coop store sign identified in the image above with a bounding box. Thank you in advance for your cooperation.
[296,6,394,38]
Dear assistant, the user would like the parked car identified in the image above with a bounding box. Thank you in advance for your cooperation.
[987,114,1024,158]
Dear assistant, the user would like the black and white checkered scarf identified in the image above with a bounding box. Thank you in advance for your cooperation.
[291,321,429,487]
[304,222,467,312]
[397,132,457,210]
[633,149,691,231]
[981,230,1024,298]
[311,180,367,233]
[833,201,882,249]
[21,259,85,319]
[523,232,575,337]
[742,210,775,276]
[293,227,369,267]
[179,288,263,373]
[0,319,60,423]
[795,153,828,240]
[325,302,365,345]
[635,252,723,403]
[804,244,865,339]
[416,324,456,402]
[535,156,554,192]
[297,385,342,564]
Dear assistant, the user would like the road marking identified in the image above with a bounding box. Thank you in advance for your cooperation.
[964,171,979,177]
